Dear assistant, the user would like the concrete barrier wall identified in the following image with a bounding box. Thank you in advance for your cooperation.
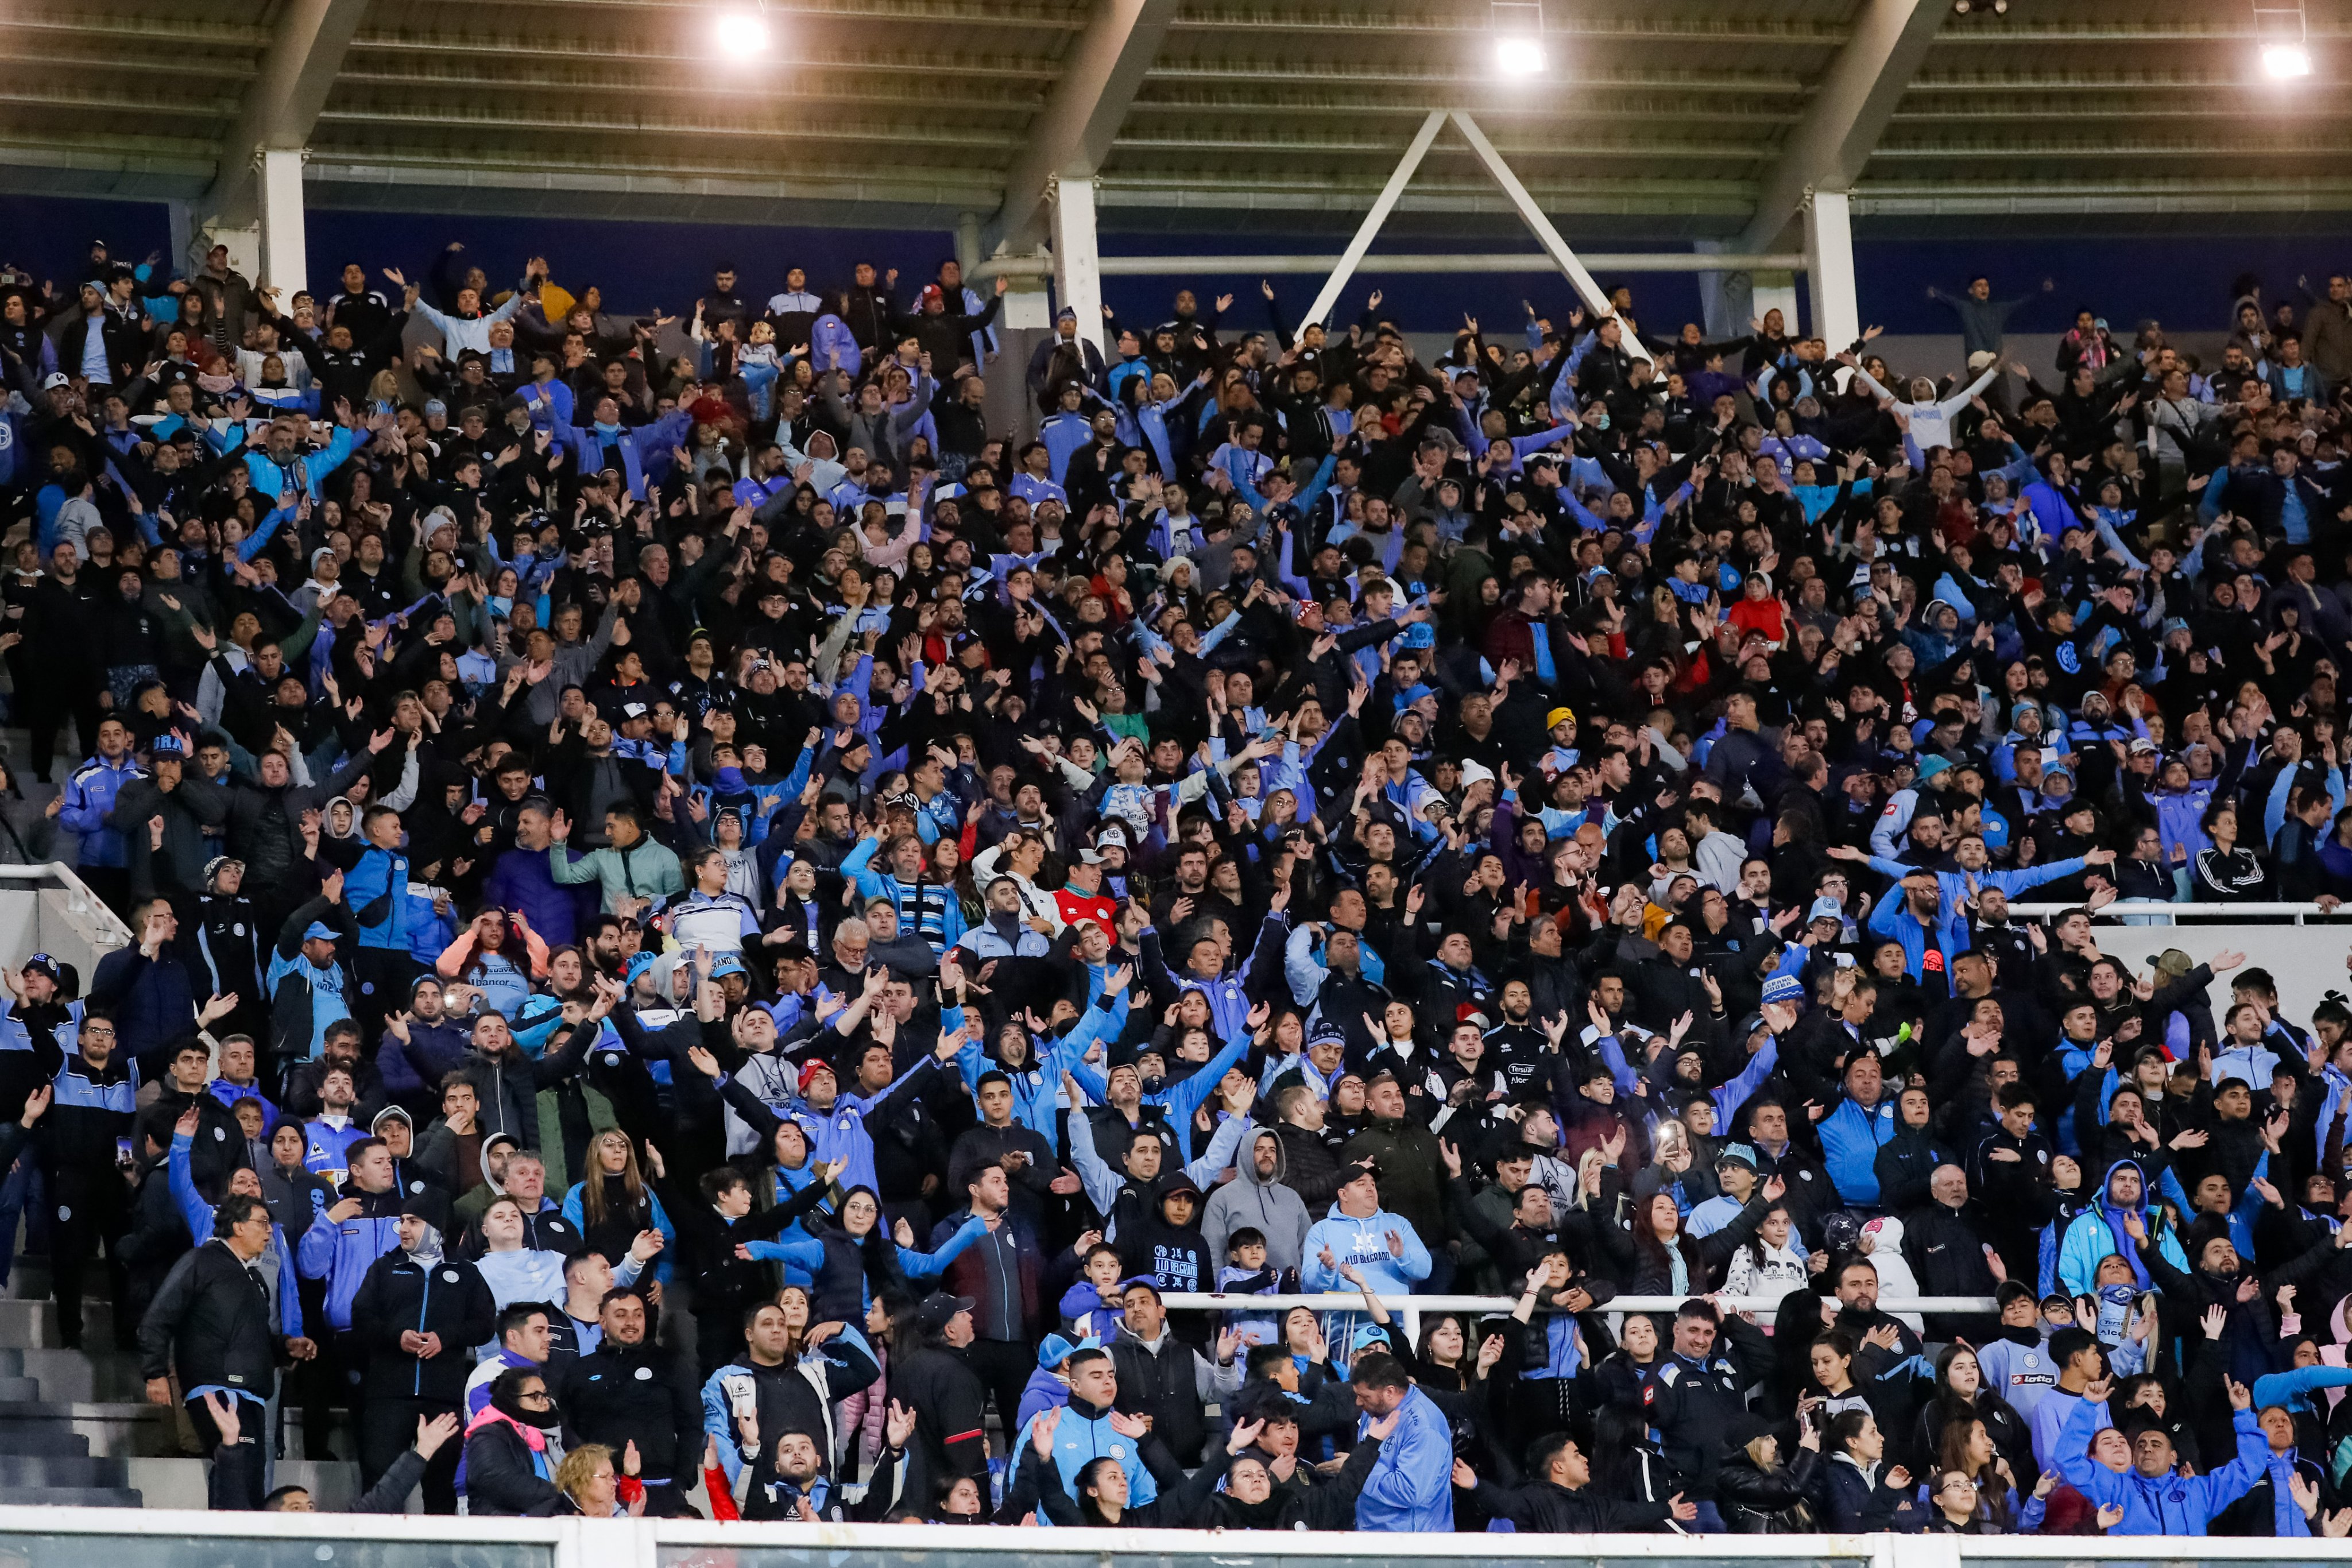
[2074,922,2352,1032]
[0,868,131,994]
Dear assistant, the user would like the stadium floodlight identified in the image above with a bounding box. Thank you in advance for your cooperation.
[714,7,772,56]
[1491,2,1545,77]
[1495,35,1546,75]
[2254,1,2312,78]
[2262,42,2314,76]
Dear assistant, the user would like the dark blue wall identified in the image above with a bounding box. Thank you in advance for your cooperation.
[5,191,2346,344]
[303,209,958,315]
[0,194,173,284]
[1851,235,2350,339]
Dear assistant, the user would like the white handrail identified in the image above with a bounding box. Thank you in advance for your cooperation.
[2006,900,2339,922]
[3,1507,2345,1559]
[1163,1291,1998,1314]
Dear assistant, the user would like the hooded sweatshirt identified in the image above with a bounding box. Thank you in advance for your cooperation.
[1119,1173,1214,1295]
[1201,1128,1312,1271]
[1855,1215,1926,1334]
[2057,1158,2188,1296]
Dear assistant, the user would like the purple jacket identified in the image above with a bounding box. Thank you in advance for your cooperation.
[482,846,592,947]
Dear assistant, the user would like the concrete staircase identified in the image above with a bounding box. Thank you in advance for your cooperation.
[0,1258,365,1509]
[0,730,365,1510]
[0,1264,148,1505]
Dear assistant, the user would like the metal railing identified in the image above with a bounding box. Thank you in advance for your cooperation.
[0,862,132,980]
[1161,1292,2000,1342]
[2007,900,2342,924]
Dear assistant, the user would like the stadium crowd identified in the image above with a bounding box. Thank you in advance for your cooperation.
[2,235,2352,1535]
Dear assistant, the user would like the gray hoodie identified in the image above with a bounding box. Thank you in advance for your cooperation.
[1202,1127,1312,1272]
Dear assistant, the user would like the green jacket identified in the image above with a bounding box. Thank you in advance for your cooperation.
[548,838,684,913]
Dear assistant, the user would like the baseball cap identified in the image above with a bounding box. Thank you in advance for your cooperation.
[1716,1142,1759,1171]
[1807,896,1844,923]
[798,1059,837,1090]
[916,1291,977,1332]
[40,373,68,391]
[301,922,337,943]
[149,733,186,758]
[1036,1332,1100,1369]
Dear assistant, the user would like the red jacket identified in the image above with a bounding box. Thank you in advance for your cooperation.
[1055,886,1116,936]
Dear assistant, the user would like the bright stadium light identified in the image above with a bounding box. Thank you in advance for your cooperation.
[714,8,772,56]
[2262,42,2314,76]
[1491,2,1546,77]
[1495,35,1546,76]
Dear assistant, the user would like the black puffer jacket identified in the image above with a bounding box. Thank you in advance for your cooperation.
[462,1410,560,1516]
[1716,1447,1822,1532]
[557,1337,702,1485]
[349,1249,497,1403]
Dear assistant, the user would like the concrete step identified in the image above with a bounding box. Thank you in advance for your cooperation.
[0,1295,117,1350]
[0,1400,167,1459]
[22,1345,136,1404]
[1,1486,141,1507]
[0,1425,90,1455]
[0,1454,131,1487]
[129,1457,364,1512]
[0,1377,44,1400]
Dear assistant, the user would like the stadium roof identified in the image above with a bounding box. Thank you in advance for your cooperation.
[3,0,2347,243]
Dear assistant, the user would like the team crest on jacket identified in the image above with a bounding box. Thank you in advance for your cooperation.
[2055,642,2080,674]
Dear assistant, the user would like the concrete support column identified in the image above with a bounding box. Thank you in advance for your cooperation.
[199,222,261,282]
[1804,189,1860,348]
[1049,176,1104,355]
[1751,272,1801,338]
[1692,238,1754,340]
[257,148,308,297]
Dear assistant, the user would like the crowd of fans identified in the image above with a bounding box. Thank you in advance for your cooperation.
[2,231,2352,1536]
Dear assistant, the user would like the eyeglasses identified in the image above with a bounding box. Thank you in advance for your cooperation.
[517,1389,552,1404]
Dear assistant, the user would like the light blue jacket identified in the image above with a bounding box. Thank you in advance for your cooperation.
[59,753,144,869]
[2055,1399,2267,1535]
[1353,1384,1454,1532]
